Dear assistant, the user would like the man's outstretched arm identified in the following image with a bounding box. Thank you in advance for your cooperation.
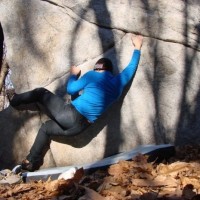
[116,34,143,88]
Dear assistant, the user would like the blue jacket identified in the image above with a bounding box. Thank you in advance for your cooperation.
[67,50,141,122]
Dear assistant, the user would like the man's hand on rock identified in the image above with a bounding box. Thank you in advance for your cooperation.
[131,34,143,50]
[70,66,81,77]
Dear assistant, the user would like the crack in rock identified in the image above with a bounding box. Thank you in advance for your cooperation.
[41,0,65,9]
[40,0,200,52]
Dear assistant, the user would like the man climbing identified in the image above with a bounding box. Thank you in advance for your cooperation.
[9,34,143,171]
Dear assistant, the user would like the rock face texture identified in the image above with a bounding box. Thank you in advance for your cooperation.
[0,0,200,169]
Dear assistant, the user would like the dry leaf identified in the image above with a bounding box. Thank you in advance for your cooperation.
[156,162,191,176]
[79,186,106,200]
[181,177,200,189]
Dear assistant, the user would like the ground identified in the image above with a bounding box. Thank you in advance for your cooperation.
[1,145,200,200]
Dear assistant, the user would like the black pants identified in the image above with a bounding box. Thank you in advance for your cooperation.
[11,88,90,166]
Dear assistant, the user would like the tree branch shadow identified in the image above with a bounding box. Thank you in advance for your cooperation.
[175,6,200,146]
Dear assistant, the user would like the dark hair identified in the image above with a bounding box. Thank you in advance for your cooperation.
[94,58,113,72]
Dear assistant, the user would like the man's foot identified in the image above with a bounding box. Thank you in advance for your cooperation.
[6,88,15,102]
[6,88,22,107]
[6,89,22,107]
[21,159,35,172]
[21,159,42,172]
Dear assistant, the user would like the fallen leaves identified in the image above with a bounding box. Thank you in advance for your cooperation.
[1,145,200,199]
[0,168,84,199]
[96,148,200,200]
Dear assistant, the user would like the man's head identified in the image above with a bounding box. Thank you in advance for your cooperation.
[94,58,113,73]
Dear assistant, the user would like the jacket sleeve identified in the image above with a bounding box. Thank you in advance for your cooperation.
[115,49,141,89]
[66,72,90,95]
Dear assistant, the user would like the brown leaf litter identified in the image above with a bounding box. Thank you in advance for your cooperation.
[1,145,200,200]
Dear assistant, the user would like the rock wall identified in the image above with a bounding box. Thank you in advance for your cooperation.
[0,0,200,169]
